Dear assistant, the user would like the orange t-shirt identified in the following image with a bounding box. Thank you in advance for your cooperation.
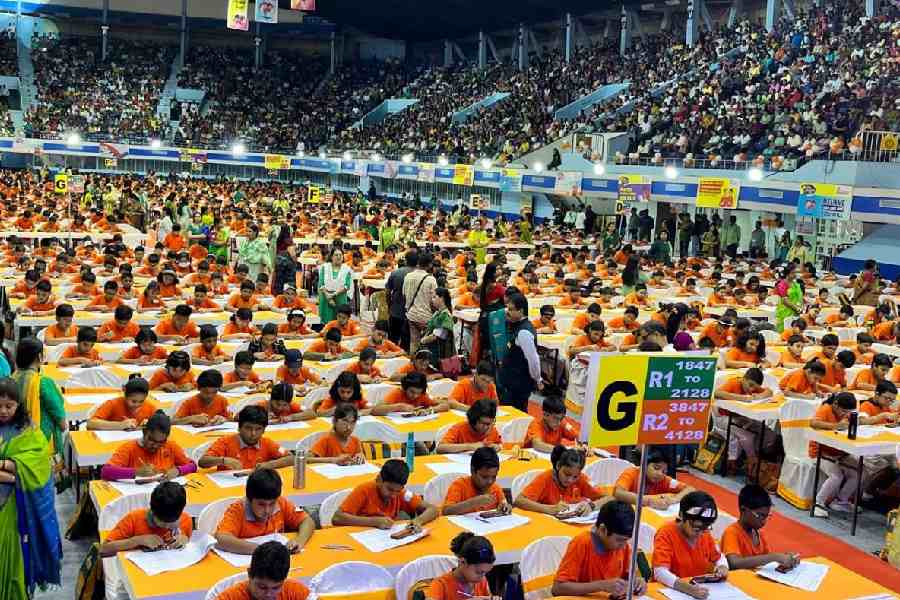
[607,317,638,331]
[221,322,260,337]
[148,368,197,390]
[310,432,362,457]
[532,317,558,331]
[448,378,498,407]
[520,470,601,504]
[859,400,891,418]
[872,321,895,341]
[353,337,403,354]
[23,295,57,312]
[321,320,362,338]
[778,350,805,368]
[440,422,500,445]
[223,370,261,385]
[317,393,369,412]
[851,368,878,389]
[345,361,385,379]
[428,572,489,600]
[44,323,78,342]
[154,318,200,339]
[93,397,159,424]
[725,348,760,365]
[137,294,165,310]
[276,365,317,385]
[98,319,140,342]
[716,376,746,396]
[107,440,191,471]
[382,386,434,409]
[216,497,308,538]
[615,466,685,495]
[191,344,227,362]
[808,403,840,458]
[87,294,124,311]
[226,293,260,310]
[60,345,101,361]
[120,345,169,361]
[569,313,593,333]
[555,530,631,583]
[700,323,729,348]
[652,521,722,578]
[719,522,771,558]
[339,480,423,519]
[187,296,221,311]
[443,476,504,511]
[779,369,815,394]
[205,434,286,470]
[277,322,313,336]
[174,394,231,419]
[215,581,309,600]
[106,508,192,543]
[523,417,577,448]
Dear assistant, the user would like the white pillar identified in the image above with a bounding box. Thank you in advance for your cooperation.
[478,30,486,69]
[620,6,631,54]
[865,0,876,17]
[686,0,698,47]
[766,0,779,32]
[518,23,527,71]
[101,0,109,60]
[330,31,336,74]
[443,40,453,67]
[179,0,187,68]
[565,13,573,63]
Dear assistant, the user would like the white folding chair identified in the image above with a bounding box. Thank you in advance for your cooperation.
[711,512,737,543]
[583,457,633,488]
[776,399,819,510]
[395,555,456,600]
[423,472,465,506]
[319,488,352,527]
[500,417,532,445]
[310,561,394,597]
[99,493,152,600]
[434,423,454,447]
[231,396,264,416]
[197,497,241,536]
[190,440,214,464]
[295,430,328,454]
[205,573,248,600]
[511,469,543,502]
[759,329,780,344]
[520,536,572,600]
[301,386,330,410]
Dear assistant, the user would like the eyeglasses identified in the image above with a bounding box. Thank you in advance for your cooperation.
[747,509,771,521]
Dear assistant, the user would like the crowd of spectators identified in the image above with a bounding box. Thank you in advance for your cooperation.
[0,27,17,75]
[26,36,174,142]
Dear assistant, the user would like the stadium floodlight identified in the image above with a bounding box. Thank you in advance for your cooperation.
[402,153,413,164]
[665,165,679,179]
[438,155,449,166]
[533,162,544,173]
[298,151,305,158]
[231,142,246,157]
[318,151,327,159]
[150,139,162,148]
[593,163,605,176]
[371,152,381,161]
[748,167,763,181]
[342,151,352,161]
[66,133,81,147]
[480,158,493,169]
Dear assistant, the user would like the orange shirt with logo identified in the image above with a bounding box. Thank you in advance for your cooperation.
[520,470,601,504]
[443,476,504,511]
[652,521,721,578]
[719,521,771,558]
[555,530,631,584]
[204,434,286,470]
[339,480,424,519]
[216,497,308,538]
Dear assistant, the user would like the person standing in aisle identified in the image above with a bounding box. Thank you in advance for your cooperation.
[386,250,416,350]
[403,253,437,354]
[722,215,741,258]
[238,225,271,281]
[499,294,543,412]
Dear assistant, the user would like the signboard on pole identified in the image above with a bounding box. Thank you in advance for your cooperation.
[696,177,739,209]
[54,174,68,194]
[69,175,85,194]
[616,174,649,214]
[797,183,853,220]
[579,353,716,447]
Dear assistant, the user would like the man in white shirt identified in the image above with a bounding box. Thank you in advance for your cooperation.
[403,252,437,354]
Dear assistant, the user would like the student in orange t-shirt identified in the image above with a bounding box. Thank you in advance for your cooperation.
[607,306,640,332]
[447,361,498,411]
[568,303,603,335]
[227,280,263,313]
[309,403,365,464]
[44,304,78,344]
[222,308,260,341]
[222,351,263,392]
[186,284,222,313]
[277,309,317,339]
[778,334,807,369]
[88,376,157,430]
[859,381,899,425]
[276,349,321,387]
[137,280,166,312]
[651,491,728,596]
[851,352,892,391]
[568,320,615,359]
[724,333,769,368]
[98,305,140,342]
[156,270,183,299]
[214,468,314,555]
[84,280,124,312]
[778,360,826,399]
[721,484,800,570]
[58,326,102,367]
[532,304,558,333]
[100,410,196,481]
[18,279,56,315]
[514,446,607,516]
[378,371,448,414]
[99,482,192,557]
[214,542,311,600]
[320,304,363,338]
[551,500,647,598]
[524,395,578,452]
[118,327,169,365]
[429,533,498,600]
[872,319,900,343]
[436,399,502,453]
[198,405,292,471]
[699,319,731,348]
[614,448,693,508]
[332,459,438,528]
[262,382,315,423]
[163,224,186,252]
[809,392,859,516]
[173,369,231,426]
[191,324,229,365]
[442,447,510,515]
[314,372,378,416]
[154,304,201,343]
[148,351,196,391]
[272,285,317,314]
[353,320,405,357]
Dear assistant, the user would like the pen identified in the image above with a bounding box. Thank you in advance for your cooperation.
[321,544,353,551]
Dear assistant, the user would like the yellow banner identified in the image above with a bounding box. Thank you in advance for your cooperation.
[264,154,285,170]
[227,0,249,30]
[696,177,739,209]
[54,174,68,194]
[308,185,321,204]
[452,164,474,186]
[585,355,648,447]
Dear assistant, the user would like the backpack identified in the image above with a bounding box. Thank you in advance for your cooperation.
[882,508,900,568]
[73,543,105,600]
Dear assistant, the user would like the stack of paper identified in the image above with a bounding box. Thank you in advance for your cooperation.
[350,525,428,552]
[308,463,380,479]
[93,429,144,443]
[648,504,681,519]
[108,476,188,496]
[447,513,530,535]
[206,471,251,488]
[558,510,599,525]
[853,425,892,439]
[756,561,828,592]
[214,534,288,567]
[265,420,311,431]
[124,533,216,576]
[658,582,756,600]
[174,422,239,435]
[386,413,440,424]
[425,462,470,476]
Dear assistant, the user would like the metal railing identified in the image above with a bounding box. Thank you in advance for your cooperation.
[826,130,899,164]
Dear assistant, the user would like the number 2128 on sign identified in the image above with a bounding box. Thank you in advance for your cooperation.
[639,357,716,444]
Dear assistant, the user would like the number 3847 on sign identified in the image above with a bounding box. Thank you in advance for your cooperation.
[579,354,717,447]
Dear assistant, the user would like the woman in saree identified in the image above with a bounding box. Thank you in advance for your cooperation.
[208,215,231,261]
[318,247,352,325]
[12,338,67,470]
[775,267,804,333]
[0,377,63,600]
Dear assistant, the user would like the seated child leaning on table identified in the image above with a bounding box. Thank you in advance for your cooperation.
[214,468,315,555]
[551,500,648,600]
[614,447,695,509]
[99,481,192,557]
[57,326,102,367]
[100,411,197,481]
[441,446,511,516]
[332,458,439,530]
[436,398,501,454]
[172,369,231,427]
[721,484,801,571]
[523,395,578,453]
[308,402,365,465]
[88,376,158,431]
[198,406,294,472]
[429,533,500,600]
[652,491,729,598]
[514,446,610,518]
[214,541,310,600]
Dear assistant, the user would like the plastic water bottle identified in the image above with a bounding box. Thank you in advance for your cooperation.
[847,411,858,440]
[293,449,306,489]
[405,432,415,472]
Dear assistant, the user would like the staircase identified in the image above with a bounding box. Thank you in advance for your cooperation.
[157,51,182,141]
[15,16,38,134]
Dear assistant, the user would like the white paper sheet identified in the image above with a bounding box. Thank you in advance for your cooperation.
[658,581,756,600]
[385,413,440,424]
[59,365,108,374]
[107,476,188,496]
[254,361,283,370]
[66,392,120,405]
[265,420,311,431]
[174,422,239,435]
[318,415,380,426]
[558,510,599,525]
[526,449,552,462]
[124,533,216,576]
[648,503,681,519]
[447,513,530,535]
[213,534,288,568]
[425,462,470,476]
[206,471,252,488]
[853,425,892,439]
[350,524,429,552]
[116,363,156,374]
[92,429,144,443]
[151,391,197,404]
[308,463,380,479]
[442,453,475,465]
[756,561,828,592]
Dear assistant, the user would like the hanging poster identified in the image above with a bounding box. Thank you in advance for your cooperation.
[290,0,315,10]
[499,168,522,192]
[308,185,321,204]
[264,154,288,170]
[227,0,250,30]
[452,164,474,186]
[255,0,278,23]
[417,164,435,183]
[797,183,853,220]
[617,174,650,204]
[554,171,583,195]
[696,177,739,209]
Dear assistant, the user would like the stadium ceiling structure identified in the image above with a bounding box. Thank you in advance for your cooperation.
[305,0,616,41]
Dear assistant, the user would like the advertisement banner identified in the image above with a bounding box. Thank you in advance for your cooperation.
[264,154,287,170]
[696,177,739,209]
[54,174,67,194]
[69,175,85,194]
[616,174,649,214]
[227,0,250,30]
[499,168,522,192]
[452,164,474,186]
[290,0,315,10]
[383,160,398,179]
[797,183,853,220]
[255,0,278,23]
[554,171,583,195]
[417,164,435,183]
